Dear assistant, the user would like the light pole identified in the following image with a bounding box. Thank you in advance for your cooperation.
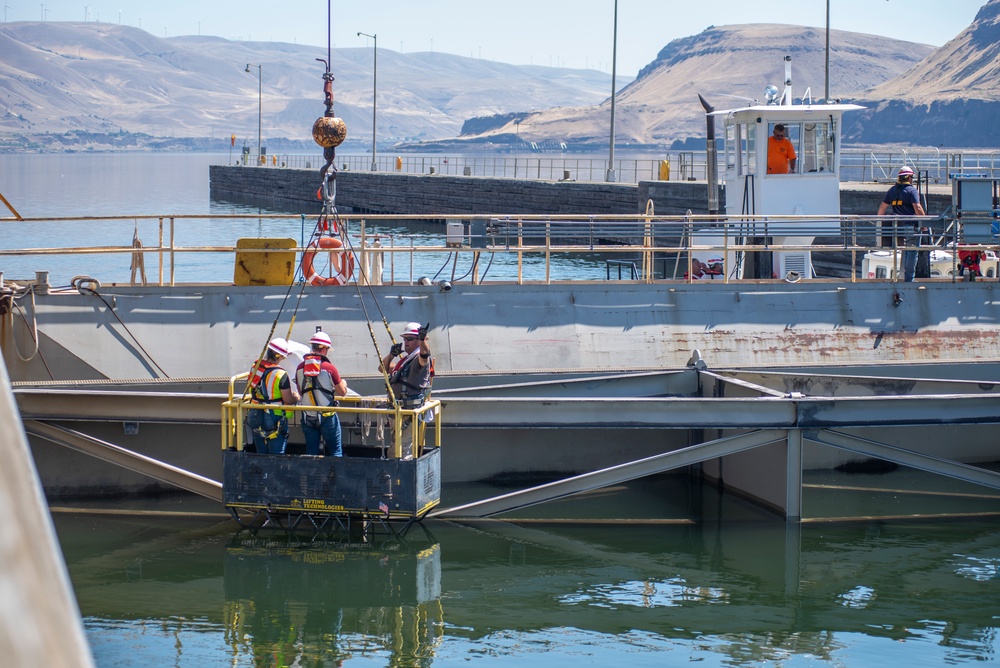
[606,0,618,183]
[514,120,519,178]
[357,31,378,171]
[244,63,261,164]
[824,0,831,102]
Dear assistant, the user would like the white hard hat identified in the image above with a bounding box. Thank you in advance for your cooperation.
[267,337,289,356]
[402,322,422,337]
[309,331,332,347]
[898,166,914,177]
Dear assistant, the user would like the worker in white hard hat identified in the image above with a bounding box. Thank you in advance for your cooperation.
[246,337,301,454]
[877,166,927,281]
[379,322,433,459]
[295,329,348,456]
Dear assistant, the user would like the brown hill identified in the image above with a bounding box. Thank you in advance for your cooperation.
[0,21,618,149]
[867,0,1000,101]
[456,24,933,149]
[844,0,1000,147]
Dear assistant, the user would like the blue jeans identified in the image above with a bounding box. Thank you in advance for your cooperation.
[903,248,918,282]
[246,409,289,455]
[302,412,342,457]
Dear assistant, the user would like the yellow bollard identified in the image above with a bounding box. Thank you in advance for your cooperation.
[658,159,671,181]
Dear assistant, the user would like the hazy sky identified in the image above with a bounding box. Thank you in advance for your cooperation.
[7,1,990,75]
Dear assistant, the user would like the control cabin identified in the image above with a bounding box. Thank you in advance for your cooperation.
[705,60,863,279]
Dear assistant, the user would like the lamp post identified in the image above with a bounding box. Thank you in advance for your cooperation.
[824,0,831,102]
[606,0,618,183]
[244,63,261,164]
[357,31,378,171]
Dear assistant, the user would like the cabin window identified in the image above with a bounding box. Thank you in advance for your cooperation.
[875,266,888,279]
[765,121,836,176]
[725,122,757,177]
[725,123,737,173]
[744,124,756,175]
[799,120,836,174]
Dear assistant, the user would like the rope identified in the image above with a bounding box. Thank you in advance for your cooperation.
[326,203,401,403]
[84,286,172,379]
[130,223,147,286]
[10,288,55,379]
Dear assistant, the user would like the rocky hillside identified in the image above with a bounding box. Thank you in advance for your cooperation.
[0,21,617,151]
[455,24,933,150]
[844,0,1000,146]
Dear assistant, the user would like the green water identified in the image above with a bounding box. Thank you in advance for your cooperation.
[54,471,1000,667]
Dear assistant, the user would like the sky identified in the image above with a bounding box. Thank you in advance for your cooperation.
[4,0,991,76]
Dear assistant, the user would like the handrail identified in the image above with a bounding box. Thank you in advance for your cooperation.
[236,149,1000,184]
[223,371,442,460]
[3,212,992,287]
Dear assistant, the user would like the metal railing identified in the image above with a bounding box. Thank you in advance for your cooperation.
[233,149,1000,185]
[3,213,993,288]
[223,372,442,460]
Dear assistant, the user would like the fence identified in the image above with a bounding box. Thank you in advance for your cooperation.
[239,149,1000,185]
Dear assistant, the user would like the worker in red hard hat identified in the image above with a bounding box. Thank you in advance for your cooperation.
[246,338,301,454]
[295,329,348,456]
[877,166,926,281]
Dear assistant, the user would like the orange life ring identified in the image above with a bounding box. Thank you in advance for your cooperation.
[302,236,355,286]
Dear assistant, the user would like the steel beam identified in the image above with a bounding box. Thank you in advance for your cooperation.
[786,429,802,520]
[433,369,700,399]
[432,429,785,518]
[796,394,1000,427]
[714,369,1000,397]
[441,397,798,428]
[15,389,225,423]
[699,370,789,397]
[15,384,1000,431]
[24,420,222,501]
[806,428,1000,492]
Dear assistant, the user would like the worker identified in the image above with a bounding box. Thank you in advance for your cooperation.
[246,338,300,454]
[379,322,433,459]
[295,330,348,456]
[877,166,927,281]
[767,124,797,174]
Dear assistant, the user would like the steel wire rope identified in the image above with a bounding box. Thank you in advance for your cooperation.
[8,287,55,379]
[331,209,401,404]
[72,281,171,379]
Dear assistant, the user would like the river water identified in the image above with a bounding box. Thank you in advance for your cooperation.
[5,153,1000,666]
[0,152,614,285]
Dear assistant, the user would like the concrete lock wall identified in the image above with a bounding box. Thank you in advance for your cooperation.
[210,165,952,217]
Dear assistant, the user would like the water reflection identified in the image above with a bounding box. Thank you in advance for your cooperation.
[54,508,1000,666]
[223,532,442,667]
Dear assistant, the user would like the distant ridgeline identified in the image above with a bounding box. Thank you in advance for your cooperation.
[844,99,1000,148]
[459,112,534,137]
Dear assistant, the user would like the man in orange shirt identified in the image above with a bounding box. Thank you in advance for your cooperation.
[767,124,797,174]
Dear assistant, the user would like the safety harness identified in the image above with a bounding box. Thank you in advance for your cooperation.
[299,353,339,418]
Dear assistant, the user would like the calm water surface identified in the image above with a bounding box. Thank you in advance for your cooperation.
[53,475,1000,668]
[0,153,614,285]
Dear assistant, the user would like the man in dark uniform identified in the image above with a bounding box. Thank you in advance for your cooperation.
[380,322,433,459]
[877,166,926,281]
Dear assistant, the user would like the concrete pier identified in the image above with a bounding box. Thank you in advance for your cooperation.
[209,165,953,217]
